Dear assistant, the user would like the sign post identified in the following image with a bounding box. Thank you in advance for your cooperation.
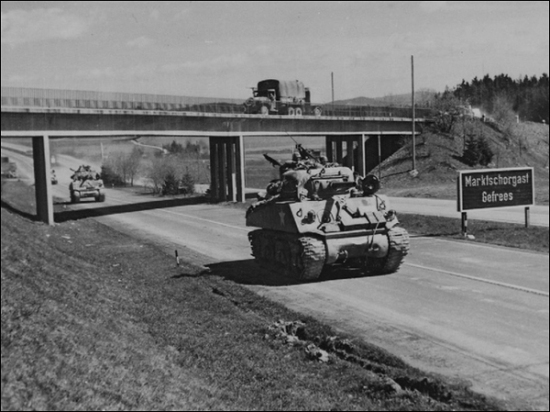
[457,167,535,235]
[461,212,468,236]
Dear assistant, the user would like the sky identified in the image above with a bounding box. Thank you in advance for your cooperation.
[1,1,549,103]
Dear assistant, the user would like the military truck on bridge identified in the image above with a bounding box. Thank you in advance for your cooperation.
[243,79,322,117]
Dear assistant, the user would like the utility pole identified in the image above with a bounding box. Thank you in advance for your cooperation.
[331,72,335,114]
[411,55,417,172]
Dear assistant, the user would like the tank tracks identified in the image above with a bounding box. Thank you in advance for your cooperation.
[366,226,410,275]
[248,229,326,281]
[249,226,410,280]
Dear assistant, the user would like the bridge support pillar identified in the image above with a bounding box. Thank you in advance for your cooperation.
[325,134,367,176]
[209,136,245,203]
[32,135,54,225]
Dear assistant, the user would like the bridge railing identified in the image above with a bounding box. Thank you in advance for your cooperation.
[1,87,434,119]
[320,105,434,119]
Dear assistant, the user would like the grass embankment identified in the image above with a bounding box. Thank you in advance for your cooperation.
[1,192,504,410]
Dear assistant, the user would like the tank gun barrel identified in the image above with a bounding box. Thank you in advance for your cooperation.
[296,144,320,163]
[263,154,282,167]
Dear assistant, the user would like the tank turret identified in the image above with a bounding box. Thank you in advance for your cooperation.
[246,146,409,281]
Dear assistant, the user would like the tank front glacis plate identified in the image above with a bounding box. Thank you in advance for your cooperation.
[246,195,390,235]
[246,202,299,233]
[77,190,99,198]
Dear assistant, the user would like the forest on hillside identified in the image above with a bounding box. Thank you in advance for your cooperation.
[448,74,549,124]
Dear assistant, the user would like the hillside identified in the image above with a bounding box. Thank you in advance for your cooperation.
[378,121,549,205]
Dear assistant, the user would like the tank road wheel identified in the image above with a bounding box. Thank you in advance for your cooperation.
[288,107,296,116]
[248,230,326,281]
[248,229,272,268]
[260,105,270,116]
[295,107,303,117]
[71,191,80,204]
[365,226,410,275]
[291,236,326,281]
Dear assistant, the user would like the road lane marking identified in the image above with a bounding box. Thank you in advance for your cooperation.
[158,208,251,232]
[104,195,250,232]
[406,262,549,297]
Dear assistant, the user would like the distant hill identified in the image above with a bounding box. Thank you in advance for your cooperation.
[330,89,437,107]
[330,96,388,107]
[375,89,437,107]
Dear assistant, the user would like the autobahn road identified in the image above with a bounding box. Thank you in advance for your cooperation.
[2,142,549,410]
[390,197,549,228]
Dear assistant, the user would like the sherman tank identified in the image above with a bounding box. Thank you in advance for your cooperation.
[69,165,105,203]
[246,145,409,281]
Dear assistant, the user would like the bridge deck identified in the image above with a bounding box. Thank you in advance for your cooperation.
[1,106,427,137]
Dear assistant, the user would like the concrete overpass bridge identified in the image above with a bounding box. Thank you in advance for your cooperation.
[1,87,432,224]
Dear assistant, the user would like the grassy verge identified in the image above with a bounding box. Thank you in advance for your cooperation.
[1,179,37,216]
[399,213,549,254]
[2,196,504,410]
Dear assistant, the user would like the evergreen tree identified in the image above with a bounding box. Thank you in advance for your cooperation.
[452,73,549,123]
[462,136,494,167]
[180,172,195,195]
[100,164,125,187]
[162,172,179,196]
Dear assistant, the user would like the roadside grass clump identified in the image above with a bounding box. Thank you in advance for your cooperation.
[1,204,504,411]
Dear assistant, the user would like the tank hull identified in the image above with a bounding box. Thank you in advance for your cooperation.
[245,159,409,281]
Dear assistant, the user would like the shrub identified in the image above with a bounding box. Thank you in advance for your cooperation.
[431,90,464,134]
[101,149,143,187]
[462,136,494,166]
[100,164,125,187]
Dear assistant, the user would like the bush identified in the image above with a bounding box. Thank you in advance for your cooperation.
[101,149,143,187]
[431,90,464,134]
[462,136,494,166]
[100,164,125,187]
[148,156,198,196]
[160,171,195,196]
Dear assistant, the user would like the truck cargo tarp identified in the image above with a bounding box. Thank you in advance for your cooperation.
[257,80,305,100]
[278,80,306,99]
